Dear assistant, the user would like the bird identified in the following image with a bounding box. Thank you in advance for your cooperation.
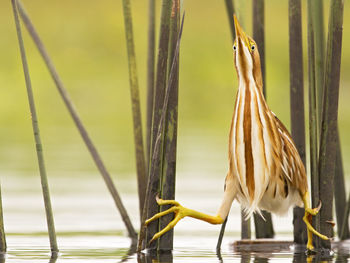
[145,15,329,251]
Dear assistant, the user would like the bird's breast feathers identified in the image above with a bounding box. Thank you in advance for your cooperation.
[230,83,304,218]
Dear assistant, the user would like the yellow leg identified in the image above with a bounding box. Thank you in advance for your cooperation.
[145,198,224,243]
[302,191,329,251]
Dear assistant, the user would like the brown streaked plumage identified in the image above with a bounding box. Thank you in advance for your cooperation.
[144,15,329,251]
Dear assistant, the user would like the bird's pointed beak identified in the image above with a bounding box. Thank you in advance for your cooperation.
[234,15,251,52]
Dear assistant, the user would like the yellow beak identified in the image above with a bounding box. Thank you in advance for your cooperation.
[234,15,251,52]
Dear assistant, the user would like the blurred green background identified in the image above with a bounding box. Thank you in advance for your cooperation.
[0,0,350,180]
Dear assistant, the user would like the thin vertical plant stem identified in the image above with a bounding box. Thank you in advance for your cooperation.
[312,0,348,241]
[16,0,137,241]
[318,0,344,251]
[334,131,349,239]
[0,182,6,253]
[288,0,307,245]
[121,0,147,219]
[224,0,235,43]
[240,208,251,239]
[252,0,274,239]
[307,0,320,248]
[218,0,237,248]
[252,0,266,95]
[145,0,173,250]
[159,0,180,251]
[313,1,325,133]
[340,192,350,240]
[146,0,156,172]
[138,13,185,252]
[222,3,251,242]
[11,0,58,253]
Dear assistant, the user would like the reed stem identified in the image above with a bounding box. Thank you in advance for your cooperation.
[139,12,185,251]
[334,129,349,239]
[146,0,156,172]
[224,0,235,43]
[252,0,274,239]
[318,0,344,251]
[11,0,58,252]
[340,192,350,240]
[313,1,325,134]
[307,0,321,249]
[252,0,266,95]
[219,0,238,247]
[158,0,180,251]
[288,0,307,245]
[121,0,147,219]
[16,0,137,241]
[0,183,6,253]
[145,0,173,250]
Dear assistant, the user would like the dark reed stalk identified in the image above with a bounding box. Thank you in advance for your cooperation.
[221,0,252,245]
[312,0,349,242]
[11,0,58,253]
[252,0,265,95]
[240,209,251,239]
[307,0,320,248]
[313,0,348,241]
[222,1,252,241]
[313,1,325,132]
[145,0,173,250]
[318,0,344,251]
[334,130,349,239]
[146,0,156,172]
[340,192,350,240]
[121,0,147,219]
[139,11,185,252]
[252,0,274,239]
[288,0,307,245]
[224,0,235,43]
[0,183,6,253]
[158,0,180,251]
[16,0,137,241]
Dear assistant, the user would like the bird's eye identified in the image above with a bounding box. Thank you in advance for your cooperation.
[251,45,255,51]
[233,45,237,51]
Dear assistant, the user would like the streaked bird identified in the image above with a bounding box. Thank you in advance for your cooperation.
[145,15,328,251]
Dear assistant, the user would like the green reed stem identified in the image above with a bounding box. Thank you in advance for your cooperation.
[318,0,344,251]
[288,0,307,245]
[16,0,137,241]
[146,0,156,172]
[307,1,321,249]
[0,182,6,253]
[11,0,58,253]
[121,0,147,220]
[158,0,180,251]
[144,0,173,250]
[252,0,274,239]
[139,11,185,252]
[224,0,235,43]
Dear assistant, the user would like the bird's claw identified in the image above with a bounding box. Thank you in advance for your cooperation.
[305,201,322,216]
[145,198,185,243]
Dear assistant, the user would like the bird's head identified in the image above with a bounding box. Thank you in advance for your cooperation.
[233,15,263,88]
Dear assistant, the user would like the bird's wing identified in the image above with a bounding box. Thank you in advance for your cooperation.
[272,113,308,194]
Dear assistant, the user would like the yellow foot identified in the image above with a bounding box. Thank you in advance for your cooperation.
[303,213,329,241]
[145,197,223,243]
